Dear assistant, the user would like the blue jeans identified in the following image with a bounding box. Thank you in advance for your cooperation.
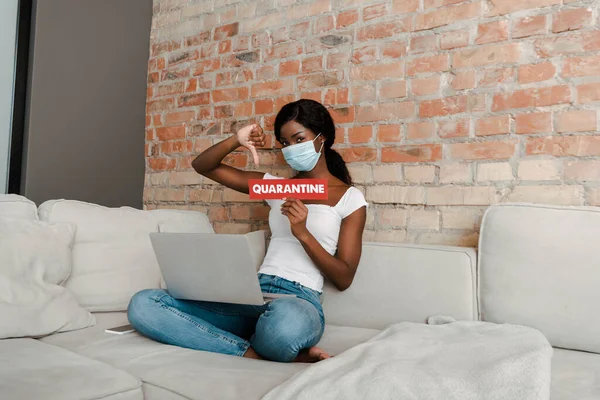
[127,273,325,362]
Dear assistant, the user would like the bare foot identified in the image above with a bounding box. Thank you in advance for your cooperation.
[243,347,263,360]
[294,346,332,363]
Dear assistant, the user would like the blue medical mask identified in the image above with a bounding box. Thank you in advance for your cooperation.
[281,133,324,172]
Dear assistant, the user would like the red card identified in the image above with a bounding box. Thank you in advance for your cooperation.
[248,179,328,200]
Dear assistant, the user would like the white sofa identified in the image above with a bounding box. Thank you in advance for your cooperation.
[0,196,598,399]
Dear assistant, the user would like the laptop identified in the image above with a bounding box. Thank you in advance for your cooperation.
[149,231,294,306]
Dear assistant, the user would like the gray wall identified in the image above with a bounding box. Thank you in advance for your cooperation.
[22,0,152,207]
[0,0,19,193]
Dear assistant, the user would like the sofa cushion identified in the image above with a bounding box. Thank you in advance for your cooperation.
[38,200,213,312]
[0,194,38,219]
[551,348,600,400]
[479,203,600,354]
[0,218,94,338]
[42,312,382,400]
[322,242,478,330]
[0,338,142,400]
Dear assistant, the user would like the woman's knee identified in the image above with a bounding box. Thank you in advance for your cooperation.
[253,298,324,362]
[127,289,168,326]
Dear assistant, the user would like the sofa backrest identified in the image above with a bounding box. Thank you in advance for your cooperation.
[38,199,214,312]
[322,242,478,330]
[0,194,38,220]
[479,203,600,354]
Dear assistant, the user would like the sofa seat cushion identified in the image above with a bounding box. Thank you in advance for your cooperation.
[41,312,382,399]
[551,348,600,400]
[0,338,142,400]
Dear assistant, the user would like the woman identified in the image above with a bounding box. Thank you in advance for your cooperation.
[128,99,368,363]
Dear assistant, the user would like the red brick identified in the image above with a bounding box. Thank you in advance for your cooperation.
[526,136,600,157]
[212,87,249,103]
[392,0,419,14]
[440,30,470,50]
[255,99,274,114]
[380,80,408,100]
[424,0,463,8]
[357,102,416,122]
[252,80,294,97]
[410,35,437,54]
[213,22,239,40]
[185,78,198,92]
[476,115,510,136]
[235,102,252,117]
[156,125,185,141]
[514,16,547,40]
[439,118,469,138]
[348,126,373,143]
[209,206,229,221]
[329,106,355,124]
[154,82,185,97]
[298,72,343,90]
[419,96,467,118]
[289,22,310,40]
[364,3,387,21]
[534,31,600,57]
[468,94,487,113]
[515,112,552,134]
[219,40,232,54]
[315,15,334,33]
[518,62,555,84]
[577,82,600,104]
[154,115,163,127]
[324,88,349,105]
[453,43,520,68]
[382,144,442,163]
[149,158,177,171]
[492,86,571,111]
[279,60,300,77]
[552,8,593,33]
[352,46,378,64]
[337,147,377,162]
[479,68,514,87]
[476,20,509,44]
[178,93,211,107]
[563,55,600,78]
[407,121,436,140]
[555,110,597,133]
[327,53,351,70]
[352,84,377,103]
[351,62,404,80]
[193,59,219,75]
[377,125,401,142]
[168,51,199,67]
[412,76,440,96]
[450,140,517,160]
[223,153,248,168]
[302,56,324,73]
[165,110,195,125]
[337,9,358,28]
[487,0,559,16]
[184,31,211,47]
[161,140,193,155]
[451,70,477,90]
[407,54,449,75]
[381,41,408,59]
[264,42,303,61]
[357,17,412,41]
[415,2,482,31]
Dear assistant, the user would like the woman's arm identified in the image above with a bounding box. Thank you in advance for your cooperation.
[192,124,266,194]
[282,199,367,291]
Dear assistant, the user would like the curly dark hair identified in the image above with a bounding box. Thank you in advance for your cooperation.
[274,99,352,185]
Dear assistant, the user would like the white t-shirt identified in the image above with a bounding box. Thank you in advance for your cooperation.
[258,173,369,292]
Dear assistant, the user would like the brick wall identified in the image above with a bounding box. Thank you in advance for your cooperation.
[144,0,600,246]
